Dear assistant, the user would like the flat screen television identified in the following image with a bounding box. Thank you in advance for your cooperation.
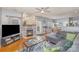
[2,25,20,37]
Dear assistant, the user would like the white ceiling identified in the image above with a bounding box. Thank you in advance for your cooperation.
[4,7,79,19]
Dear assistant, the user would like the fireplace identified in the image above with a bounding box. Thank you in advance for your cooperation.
[27,30,33,36]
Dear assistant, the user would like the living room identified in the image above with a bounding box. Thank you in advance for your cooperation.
[0,7,79,52]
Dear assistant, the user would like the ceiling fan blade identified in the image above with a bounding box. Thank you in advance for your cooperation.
[35,7,50,15]
[35,8,42,11]
[36,7,49,11]
[44,10,50,13]
[44,7,49,10]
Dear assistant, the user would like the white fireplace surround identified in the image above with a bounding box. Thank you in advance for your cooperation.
[21,26,36,37]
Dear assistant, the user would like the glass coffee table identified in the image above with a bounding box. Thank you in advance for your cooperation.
[23,36,46,52]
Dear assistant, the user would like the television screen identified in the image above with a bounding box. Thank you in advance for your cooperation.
[2,25,20,37]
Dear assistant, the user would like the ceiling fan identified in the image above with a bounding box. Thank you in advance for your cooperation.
[35,7,50,15]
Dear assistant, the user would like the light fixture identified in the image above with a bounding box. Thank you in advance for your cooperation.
[36,7,49,14]
[41,10,45,14]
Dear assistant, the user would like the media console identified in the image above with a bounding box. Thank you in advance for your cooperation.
[1,33,20,47]
[1,25,20,47]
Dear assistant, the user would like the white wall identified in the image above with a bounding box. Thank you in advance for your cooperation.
[0,8,2,47]
[36,16,79,32]
[56,17,79,32]
[0,8,23,47]
[1,8,22,25]
[36,16,53,34]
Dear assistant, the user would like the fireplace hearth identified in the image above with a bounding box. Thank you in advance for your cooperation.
[27,30,33,36]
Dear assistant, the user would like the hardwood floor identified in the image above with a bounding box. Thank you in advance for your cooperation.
[0,36,33,52]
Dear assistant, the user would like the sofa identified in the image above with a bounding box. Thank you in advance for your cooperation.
[46,31,66,44]
[25,32,78,52]
[43,32,78,52]
[67,34,79,52]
